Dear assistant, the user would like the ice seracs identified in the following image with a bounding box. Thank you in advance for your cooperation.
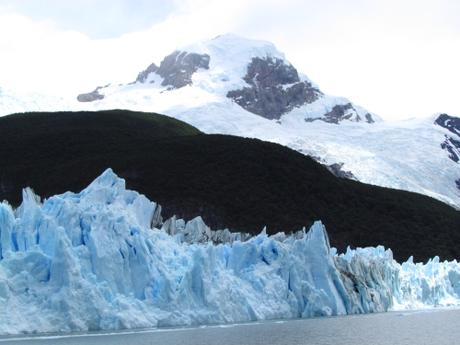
[0,169,459,335]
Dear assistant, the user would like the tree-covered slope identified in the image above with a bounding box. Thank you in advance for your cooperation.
[0,110,458,262]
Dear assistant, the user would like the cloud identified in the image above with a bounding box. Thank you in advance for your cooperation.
[0,0,459,119]
[0,0,246,94]
[0,0,175,38]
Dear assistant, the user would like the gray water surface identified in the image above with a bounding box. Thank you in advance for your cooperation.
[2,309,460,345]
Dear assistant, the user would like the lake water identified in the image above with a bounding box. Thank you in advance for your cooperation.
[2,309,460,345]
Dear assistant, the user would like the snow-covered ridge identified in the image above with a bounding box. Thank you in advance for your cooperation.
[77,34,378,123]
[0,169,459,335]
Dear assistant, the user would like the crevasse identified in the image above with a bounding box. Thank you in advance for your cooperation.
[0,169,459,334]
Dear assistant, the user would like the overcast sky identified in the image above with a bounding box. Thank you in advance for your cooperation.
[0,0,459,120]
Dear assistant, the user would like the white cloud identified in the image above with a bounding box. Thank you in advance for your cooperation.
[0,0,459,119]
[0,1,243,95]
[0,0,175,38]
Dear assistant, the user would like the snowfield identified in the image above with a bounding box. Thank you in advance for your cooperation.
[0,169,459,335]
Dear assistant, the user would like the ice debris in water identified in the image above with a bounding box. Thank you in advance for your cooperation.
[0,168,459,334]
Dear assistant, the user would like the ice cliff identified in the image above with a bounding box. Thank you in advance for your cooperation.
[0,169,459,334]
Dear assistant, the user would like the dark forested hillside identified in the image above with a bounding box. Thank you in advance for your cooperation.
[0,110,459,262]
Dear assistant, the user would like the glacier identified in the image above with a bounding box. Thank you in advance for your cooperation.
[0,169,459,335]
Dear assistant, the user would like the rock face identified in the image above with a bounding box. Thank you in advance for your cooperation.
[435,113,460,136]
[305,103,375,124]
[326,162,356,180]
[136,51,210,89]
[77,87,105,102]
[435,114,460,163]
[441,136,460,163]
[227,57,322,120]
[136,63,159,84]
[365,113,375,123]
[78,51,210,102]
[435,114,460,194]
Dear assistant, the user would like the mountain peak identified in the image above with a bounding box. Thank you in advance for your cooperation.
[76,34,379,124]
[180,33,286,62]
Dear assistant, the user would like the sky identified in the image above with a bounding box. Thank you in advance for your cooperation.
[0,0,459,120]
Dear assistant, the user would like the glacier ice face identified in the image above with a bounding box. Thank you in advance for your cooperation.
[0,169,459,334]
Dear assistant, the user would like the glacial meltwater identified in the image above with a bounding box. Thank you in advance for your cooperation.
[2,309,460,345]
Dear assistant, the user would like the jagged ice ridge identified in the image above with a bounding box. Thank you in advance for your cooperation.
[0,169,459,334]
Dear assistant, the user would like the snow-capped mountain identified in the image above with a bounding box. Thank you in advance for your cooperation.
[1,169,459,334]
[1,34,459,207]
[77,34,378,124]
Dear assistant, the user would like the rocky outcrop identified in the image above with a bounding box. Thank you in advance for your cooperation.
[441,136,460,163]
[136,63,159,84]
[136,51,210,89]
[305,103,375,124]
[365,113,375,124]
[308,155,356,180]
[227,57,322,120]
[435,114,460,137]
[326,163,356,180]
[77,87,105,102]
[323,103,356,124]
[78,51,210,101]
[435,114,460,163]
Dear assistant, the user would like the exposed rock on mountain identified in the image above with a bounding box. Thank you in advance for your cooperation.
[226,57,321,119]
[136,63,158,84]
[436,113,460,136]
[441,136,460,163]
[305,103,375,124]
[433,113,460,195]
[136,51,210,89]
[326,162,356,179]
[436,114,460,163]
[77,87,105,102]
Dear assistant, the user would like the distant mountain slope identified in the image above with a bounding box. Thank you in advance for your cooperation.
[0,34,459,208]
[0,110,459,262]
[71,34,460,208]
